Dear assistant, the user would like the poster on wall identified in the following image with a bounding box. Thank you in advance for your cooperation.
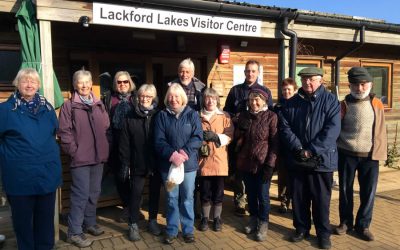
[233,65,263,86]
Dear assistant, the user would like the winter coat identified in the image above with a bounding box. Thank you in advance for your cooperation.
[235,109,279,173]
[278,85,341,172]
[223,82,273,116]
[153,106,203,173]
[58,92,110,167]
[168,77,205,111]
[339,94,387,161]
[0,94,62,195]
[119,100,159,176]
[199,109,234,176]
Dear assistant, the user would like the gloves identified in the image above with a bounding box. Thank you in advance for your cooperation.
[179,149,189,161]
[203,131,221,147]
[262,165,274,183]
[294,148,310,162]
[119,164,130,182]
[169,151,186,166]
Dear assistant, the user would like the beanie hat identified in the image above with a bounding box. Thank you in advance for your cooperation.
[347,67,373,83]
[249,88,269,101]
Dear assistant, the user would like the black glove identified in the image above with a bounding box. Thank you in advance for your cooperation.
[119,164,130,182]
[294,155,321,171]
[262,166,274,183]
[294,149,309,162]
[203,131,221,147]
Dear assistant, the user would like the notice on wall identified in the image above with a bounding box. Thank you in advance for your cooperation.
[233,65,263,86]
[93,3,262,37]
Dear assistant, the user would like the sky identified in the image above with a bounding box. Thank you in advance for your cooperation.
[243,0,400,24]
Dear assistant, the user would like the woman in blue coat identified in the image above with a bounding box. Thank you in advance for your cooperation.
[0,68,62,250]
[154,83,203,244]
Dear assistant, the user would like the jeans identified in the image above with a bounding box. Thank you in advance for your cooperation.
[338,153,379,229]
[161,170,197,237]
[8,192,56,250]
[68,164,103,236]
[243,171,271,222]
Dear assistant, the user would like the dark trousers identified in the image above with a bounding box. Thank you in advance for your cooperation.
[228,143,246,209]
[8,192,56,250]
[338,153,379,229]
[148,170,162,220]
[199,176,225,206]
[68,164,103,236]
[277,157,291,206]
[290,170,333,238]
[129,175,146,224]
[243,171,271,222]
[109,148,131,206]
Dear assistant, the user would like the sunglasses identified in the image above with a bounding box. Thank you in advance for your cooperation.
[117,80,129,84]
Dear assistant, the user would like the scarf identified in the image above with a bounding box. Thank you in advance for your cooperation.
[201,108,217,121]
[78,93,94,105]
[112,93,132,129]
[166,106,185,118]
[250,105,268,114]
[15,91,45,114]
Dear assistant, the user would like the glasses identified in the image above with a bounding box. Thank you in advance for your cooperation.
[117,80,129,84]
[139,95,153,100]
[301,76,320,82]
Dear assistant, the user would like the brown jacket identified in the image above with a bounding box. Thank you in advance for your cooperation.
[199,109,234,176]
[340,94,387,161]
[236,109,279,173]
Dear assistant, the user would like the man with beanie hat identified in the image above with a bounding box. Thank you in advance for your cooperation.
[279,67,340,249]
[334,67,387,241]
[224,60,273,217]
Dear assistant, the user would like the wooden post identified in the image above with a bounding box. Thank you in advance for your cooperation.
[39,20,59,241]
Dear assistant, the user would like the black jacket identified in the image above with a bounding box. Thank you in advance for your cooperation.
[119,101,159,176]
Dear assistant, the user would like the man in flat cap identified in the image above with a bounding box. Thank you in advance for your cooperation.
[279,67,340,249]
[224,60,273,217]
[334,67,387,241]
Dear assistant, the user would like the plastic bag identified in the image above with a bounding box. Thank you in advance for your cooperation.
[165,163,184,192]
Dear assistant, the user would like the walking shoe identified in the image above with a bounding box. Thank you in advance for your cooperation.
[235,207,246,217]
[128,223,141,241]
[147,219,161,236]
[199,217,209,231]
[117,207,129,223]
[356,228,375,241]
[84,225,104,236]
[213,217,222,232]
[163,234,176,244]
[67,234,93,248]
[244,216,258,234]
[334,224,352,235]
[183,234,195,243]
[255,221,268,242]
[290,231,310,242]
[318,236,331,249]
[278,204,288,214]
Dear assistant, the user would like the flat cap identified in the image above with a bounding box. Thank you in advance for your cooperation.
[298,67,324,76]
[347,67,373,83]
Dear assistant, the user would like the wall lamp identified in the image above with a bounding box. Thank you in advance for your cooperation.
[240,41,248,47]
[79,16,90,28]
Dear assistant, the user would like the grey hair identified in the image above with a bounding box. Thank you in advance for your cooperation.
[178,58,195,74]
[137,83,158,103]
[164,83,188,107]
[113,71,136,93]
[13,68,41,87]
[202,88,220,108]
[72,69,92,88]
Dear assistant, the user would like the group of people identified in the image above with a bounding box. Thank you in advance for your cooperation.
[0,57,386,250]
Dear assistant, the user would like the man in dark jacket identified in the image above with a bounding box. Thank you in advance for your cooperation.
[279,67,340,249]
[223,60,273,216]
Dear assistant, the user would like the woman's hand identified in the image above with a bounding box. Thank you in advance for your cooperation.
[169,151,186,166]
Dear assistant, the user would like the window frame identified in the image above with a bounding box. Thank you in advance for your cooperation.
[360,61,392,109]
[0,44,21,91]
[295,59,322,88]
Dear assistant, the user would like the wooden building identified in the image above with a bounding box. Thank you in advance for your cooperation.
[1,0,400,238]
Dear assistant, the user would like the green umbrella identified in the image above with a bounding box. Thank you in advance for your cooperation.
[16,0,64,108]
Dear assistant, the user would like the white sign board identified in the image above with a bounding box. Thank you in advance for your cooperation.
[233,65,263,86]
[93,3,262,37]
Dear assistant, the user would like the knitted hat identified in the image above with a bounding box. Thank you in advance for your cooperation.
[249,88,269,101]
[347,67,373,83]
[298,67,324,76]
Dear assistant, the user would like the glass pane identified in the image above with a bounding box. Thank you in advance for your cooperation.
[365,66,388,104]
[295,64,319,87]
[0,50,21,84]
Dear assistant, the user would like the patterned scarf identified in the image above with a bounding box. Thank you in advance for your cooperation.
[112,93,132,129]
[14,91,45,114]
[78,93,94,105]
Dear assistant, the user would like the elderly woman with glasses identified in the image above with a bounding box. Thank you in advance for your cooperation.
[154,83,203,245]
[0,68,62,250]
[58,69,110,248]
[119,84,160,241]
[102,71,136,222]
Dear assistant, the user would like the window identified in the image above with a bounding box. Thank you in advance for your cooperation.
[296,59,322,88]
[0,47,21,89]
[361,62,392,107]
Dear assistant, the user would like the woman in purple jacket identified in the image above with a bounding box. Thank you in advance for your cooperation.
[58,70,110,248]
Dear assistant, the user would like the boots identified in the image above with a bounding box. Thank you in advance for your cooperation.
[128,223,141,241]
[244,216,258,234]
[255,221,268,242]
[199,204,211,231]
